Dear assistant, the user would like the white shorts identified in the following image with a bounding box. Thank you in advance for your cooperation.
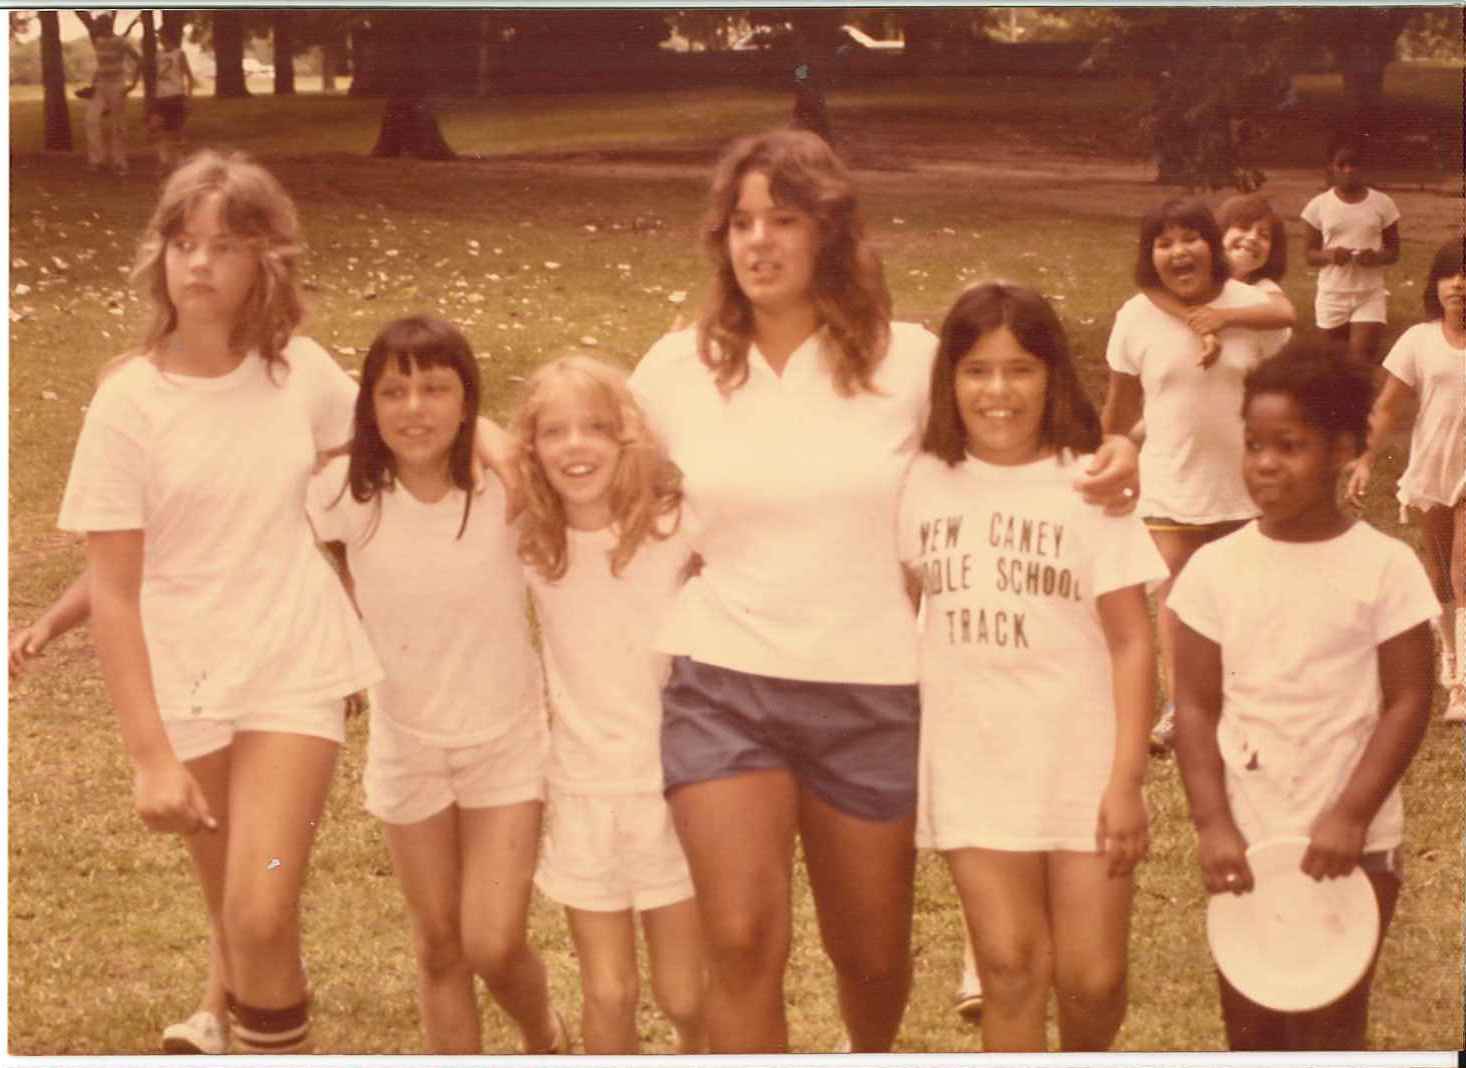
[534,789,695,913]
[163,700,347,763]
[1315,287,1388,330]
[364,710,547,825]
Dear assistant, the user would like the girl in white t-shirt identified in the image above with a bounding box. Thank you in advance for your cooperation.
[54,151,383,1054]
[900,282,1166,1052]
[1170,349,1435,1050]
[1347,238,1466,721]
[1140,194,1296,369]
[1101,198,1291,752]
[306,316,563,1055]
[511,353,706,1055]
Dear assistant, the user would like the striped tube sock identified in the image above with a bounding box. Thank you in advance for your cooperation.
[227,991,312,1053]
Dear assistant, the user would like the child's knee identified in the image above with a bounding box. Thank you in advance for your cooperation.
[461,923,528,983]
[650,970,703,1029]
[583,968,640,1024]
[221,893,296,957]
[977,940,1051,1004]
[1055,959,1127,1013]
[411,919,467,979]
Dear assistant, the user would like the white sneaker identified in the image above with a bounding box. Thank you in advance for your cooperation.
[162,1010,229,1055]
[1444,685,1466,723]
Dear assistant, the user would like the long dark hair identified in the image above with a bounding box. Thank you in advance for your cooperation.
[338,315,481,541]
[921,281,1101,465]
[1423,237,1466,320]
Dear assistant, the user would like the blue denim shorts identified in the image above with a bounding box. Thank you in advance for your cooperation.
[659,656,918,823]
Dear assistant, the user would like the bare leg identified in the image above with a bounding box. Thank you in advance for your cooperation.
[565,908,640,1053]
[946,848,1052,1052]
[642,897,708,1053]
[457,801,559,1053]
[381,806,480,1053]
[220,731,338,1009]
[668,769,797,1053]
[179,745,235,1022]
[798,787,915,1052]
[1048,851,1133,1051]
[1348,321,1384,367]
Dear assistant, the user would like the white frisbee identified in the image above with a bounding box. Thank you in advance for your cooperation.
[1205,835,1380,1012]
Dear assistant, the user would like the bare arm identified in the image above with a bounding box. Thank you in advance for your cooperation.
[1095,583,1154,875]
[9,571,92,678]
[1357,221,1401,269]
[88,530,216,834]
[1301,622,1432,879]
[1171,618,1253,894]
[1100,370,1143,440]
[181,52,196,96]
[1192,292,1296,332]
[1345,373,1416,501]
[1304,223,1351,268]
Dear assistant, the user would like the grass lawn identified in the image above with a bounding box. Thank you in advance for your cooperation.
[8,69,1463,1055]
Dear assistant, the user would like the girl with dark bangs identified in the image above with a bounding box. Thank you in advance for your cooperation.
[902,282,1163,1051]
[1101,197,1291,753]
[628,129,1141,1053]
[307,315,562,1055]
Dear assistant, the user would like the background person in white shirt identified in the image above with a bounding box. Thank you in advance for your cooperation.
[629,129,1139,1054]
[1300,131,1401,367]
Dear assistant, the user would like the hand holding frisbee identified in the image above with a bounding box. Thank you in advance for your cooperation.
[1206,836,1379,1012]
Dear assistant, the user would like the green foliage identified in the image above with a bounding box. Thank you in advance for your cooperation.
[9,35,95,86]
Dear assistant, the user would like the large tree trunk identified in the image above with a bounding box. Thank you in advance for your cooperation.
[39,11,71,151]
[369,14,455,159]
[273,10,296,95]
[212,11,250,98]
[139,10,156,104]
[788,10,841,144]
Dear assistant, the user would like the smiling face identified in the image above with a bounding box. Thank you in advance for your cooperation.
[1223,220,1272,280]
[1152,223,1217,304]
[372,357,468,484]
[726,170,819,318]
[163,192,259,328]
[1243,393,1351,539]
[954,325,1049,466]
[532,382,623,531]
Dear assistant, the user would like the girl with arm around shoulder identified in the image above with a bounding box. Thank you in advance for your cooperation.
[1169,349,1435,1050]
[511,353,706,1055]
[899,282,1165,1052]
[57,150,382,1054]
[627,129,1141,1054]
[1101,197,1291,752]
[305,316,562,1055]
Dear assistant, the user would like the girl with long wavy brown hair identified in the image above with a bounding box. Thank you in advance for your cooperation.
[628,129,1140,1053]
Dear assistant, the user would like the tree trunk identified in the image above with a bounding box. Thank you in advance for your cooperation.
[273,10,296,95]
[139,10,156,104]
[788,11,841,144]
[213,11,250,98]
[369,14,456,159]
[39,11,71,151]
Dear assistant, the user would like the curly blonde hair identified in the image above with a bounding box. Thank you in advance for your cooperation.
[512,353,682,581]
[130,149,304,376]
[697,129,891,398]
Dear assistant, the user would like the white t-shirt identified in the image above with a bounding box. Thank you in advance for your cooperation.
[156,47,186,99]
[630,323,935,685]
[1382,321,1466,509]
[1106,280,1290,523]
[899,452,1168,851]
[307,458,542,747]
[525,524,692,794]
[1168,521,1438,852]
[1300,188,1400,294]
[58,338,382,716]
